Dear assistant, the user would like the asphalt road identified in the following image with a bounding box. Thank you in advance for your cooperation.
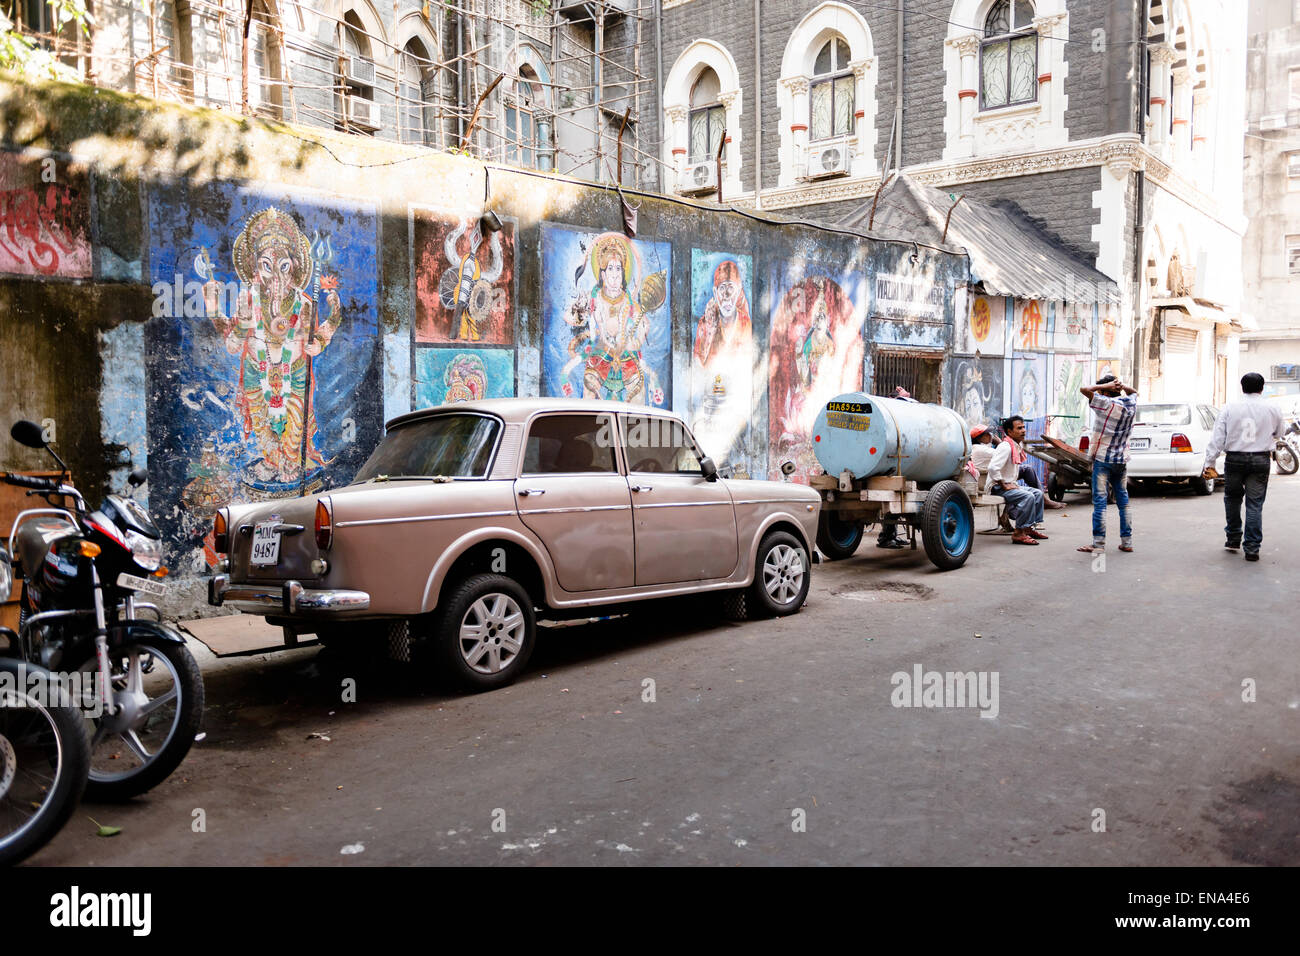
[30,476,1300,866]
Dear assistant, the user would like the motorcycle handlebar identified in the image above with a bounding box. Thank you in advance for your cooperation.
[3,473,57,490]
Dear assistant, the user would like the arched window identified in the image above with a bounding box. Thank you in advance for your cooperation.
[689,67,725,163]
[339,10,378,132]
[980,0,1037,110]
[810,37,854,141]
[401,38,430,145]
[505,63,553,171]
[248,0,284,118]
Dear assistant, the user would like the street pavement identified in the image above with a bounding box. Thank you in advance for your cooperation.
[30,476,1300,866]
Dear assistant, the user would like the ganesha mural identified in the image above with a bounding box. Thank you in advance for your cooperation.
[146,183,381,565]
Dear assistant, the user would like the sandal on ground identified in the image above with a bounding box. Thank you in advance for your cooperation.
[1026,529,1049,540]
[1118,544,1134,552]
[1012,533,1039,545]
[1076,544,1103,553]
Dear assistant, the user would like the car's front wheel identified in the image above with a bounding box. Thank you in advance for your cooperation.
[436,574,537,692]
[746,531,811,618]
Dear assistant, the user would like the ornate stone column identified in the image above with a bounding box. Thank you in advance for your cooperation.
[1170,66,1191,163]
[782,76,810,179]
[849,57,872,167]
[948,33,981,157]
[1033,14,1066,131]
[1191,87,1210,156]
[720,89,741,187]
[1148,45,1176,154]
[665,104,688,190]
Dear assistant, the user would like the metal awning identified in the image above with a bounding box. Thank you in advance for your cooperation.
[836,174,1121,304]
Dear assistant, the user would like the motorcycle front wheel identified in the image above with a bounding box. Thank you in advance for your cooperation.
[0,660,90,865]
[78,641,204,802]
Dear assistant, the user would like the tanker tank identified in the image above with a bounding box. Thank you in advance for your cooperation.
[811,393,972,485]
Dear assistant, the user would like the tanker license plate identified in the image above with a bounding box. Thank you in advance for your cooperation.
[117,572,166,597]
[251,520,281,566]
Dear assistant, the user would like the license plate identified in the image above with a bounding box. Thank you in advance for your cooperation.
[117,572,166,597]
[251,519,282,566]
[1129,438,1150,449]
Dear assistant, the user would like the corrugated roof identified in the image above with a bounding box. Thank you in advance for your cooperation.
[835,173,1121,304]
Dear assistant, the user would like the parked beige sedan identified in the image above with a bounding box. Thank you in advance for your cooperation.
[209,399,821,689]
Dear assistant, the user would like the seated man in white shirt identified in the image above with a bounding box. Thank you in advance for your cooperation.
[1201,371,1285,561]
[985,416,1049,545]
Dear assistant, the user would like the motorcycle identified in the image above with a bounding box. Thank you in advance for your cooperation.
[2,420,203,802]
[0,656,90,865]
[1275,421,1300,476]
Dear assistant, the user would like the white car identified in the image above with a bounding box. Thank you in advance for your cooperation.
[1125,402,1219,495]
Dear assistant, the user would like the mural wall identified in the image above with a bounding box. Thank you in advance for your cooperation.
[767,261,866,480]
[146,182,383,568]
[415,347,515,407]
[413,206,516,345]
[689,249,754,474]
[0,154,92,279]
[541,225,672,407]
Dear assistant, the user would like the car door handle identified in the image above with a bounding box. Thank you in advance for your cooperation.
[518,488,546,496]
[630,484,653,492]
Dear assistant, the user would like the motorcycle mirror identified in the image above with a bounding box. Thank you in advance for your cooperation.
[10,420,46,450]
[128,467,148,487]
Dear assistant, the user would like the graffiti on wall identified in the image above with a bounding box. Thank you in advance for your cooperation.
[416,347,515,406]
[690,250,754,472]
[541,225,671,406]
[1010,352,1048,421]
[1051,352,1093,445]
[951,356,1004,429]
[768,263,865,480]
[1015,299,1048,351]
[957,293,1006,355]
[1098,303,1121,358]
[413,206,515,344]
[147,183,381,566]
[1053,300,1092,353]
[0,153,92,278]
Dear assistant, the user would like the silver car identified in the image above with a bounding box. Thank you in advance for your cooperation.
[209,399,821,689]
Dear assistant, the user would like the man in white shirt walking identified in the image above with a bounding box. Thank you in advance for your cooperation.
[1202,372,1284,562]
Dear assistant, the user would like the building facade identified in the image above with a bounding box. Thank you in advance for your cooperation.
[1241,0,1300,396]
[657,0,1249,406]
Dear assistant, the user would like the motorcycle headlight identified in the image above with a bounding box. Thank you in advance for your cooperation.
[124,530,163,572]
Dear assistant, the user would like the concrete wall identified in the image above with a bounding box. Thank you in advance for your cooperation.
[0,76,967,607]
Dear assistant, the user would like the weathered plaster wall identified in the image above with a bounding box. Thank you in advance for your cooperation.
[0,76,966,610]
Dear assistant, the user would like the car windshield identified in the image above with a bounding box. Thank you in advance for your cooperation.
[353,414,500,481]
[1136,404,1191,426]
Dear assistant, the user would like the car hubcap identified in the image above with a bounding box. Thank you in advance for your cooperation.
[459,593,526,675]
[763,544,805,606]
[83,647,182,781]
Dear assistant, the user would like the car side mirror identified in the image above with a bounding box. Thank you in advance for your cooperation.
[700,456,718,482]
[11,420,46,450]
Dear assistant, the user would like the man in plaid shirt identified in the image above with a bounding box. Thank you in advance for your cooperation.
[1077,374,1139,554]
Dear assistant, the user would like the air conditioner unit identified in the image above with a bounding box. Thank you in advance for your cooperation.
[806,141,850,179]
[679,161,718,196]
[342,55,376,88]
[346,94,377,129]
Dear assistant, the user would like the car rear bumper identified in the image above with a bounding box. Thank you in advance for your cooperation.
[1125,453,1202,479]
[208,574,371,614]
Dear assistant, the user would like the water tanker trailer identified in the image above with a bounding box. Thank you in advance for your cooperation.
[809,393,977,570]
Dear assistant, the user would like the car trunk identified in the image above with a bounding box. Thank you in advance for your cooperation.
[228,495,323,583]
[1127,422,1171,455]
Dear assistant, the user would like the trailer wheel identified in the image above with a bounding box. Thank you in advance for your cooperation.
[920,480,974,571]
[1047,474,1065,502]
[815,511,864,560]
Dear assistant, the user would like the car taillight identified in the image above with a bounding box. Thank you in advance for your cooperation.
[1078,435,1089,452]
[315,499,333,550]
[1170,433,1193,453]
[213,510,229,553]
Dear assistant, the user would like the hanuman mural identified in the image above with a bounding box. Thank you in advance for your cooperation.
[560,232,668,404]
[201,207,343,484]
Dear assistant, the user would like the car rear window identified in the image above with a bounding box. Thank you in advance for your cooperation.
[353,414,500,481]
[1136,404,1191,426]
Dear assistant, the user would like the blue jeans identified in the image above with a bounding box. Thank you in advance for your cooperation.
[1091,460,1131,544]
[992,482,1045,529]
[1223,452,1270,553]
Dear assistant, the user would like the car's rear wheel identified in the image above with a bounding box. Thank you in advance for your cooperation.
[435,574,536,692]
[746,531,810,618]
[1189,474,1214,495]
